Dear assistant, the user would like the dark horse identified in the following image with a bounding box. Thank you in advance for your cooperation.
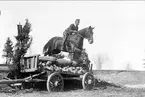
[43,26,94,61]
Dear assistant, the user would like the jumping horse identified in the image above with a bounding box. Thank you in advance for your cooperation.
[43,26,94,62]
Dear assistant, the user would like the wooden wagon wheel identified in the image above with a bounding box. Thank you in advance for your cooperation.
[82,72,95,90]
[47,72,64,92]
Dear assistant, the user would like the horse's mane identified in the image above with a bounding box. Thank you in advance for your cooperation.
[78,27,88,33]
[75,27,89,38]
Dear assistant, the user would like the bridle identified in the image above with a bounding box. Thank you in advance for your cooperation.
[76,32,85,38]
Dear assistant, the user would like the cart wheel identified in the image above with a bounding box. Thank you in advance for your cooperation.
[47,72,64,92]
[82,72,95,90]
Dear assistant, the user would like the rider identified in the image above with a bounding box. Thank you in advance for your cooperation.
[61,19,80,51]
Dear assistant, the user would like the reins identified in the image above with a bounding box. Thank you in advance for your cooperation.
[76,33,84,38]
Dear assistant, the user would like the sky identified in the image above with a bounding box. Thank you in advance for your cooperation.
[0,1,145,70]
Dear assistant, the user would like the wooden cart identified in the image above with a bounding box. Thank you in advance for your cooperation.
[4,54,95,92]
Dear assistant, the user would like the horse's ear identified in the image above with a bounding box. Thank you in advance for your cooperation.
[89,26,95,29]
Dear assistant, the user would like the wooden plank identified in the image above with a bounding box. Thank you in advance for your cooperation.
[34,55,39,69]
[21,68,37,72]
[63,77,81,80]
[23,58,26,70]
[31,57,34,69]
[33,57,35,68]
[26,59,29,69]
[24,54,40,58]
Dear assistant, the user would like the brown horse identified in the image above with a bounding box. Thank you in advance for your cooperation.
[43,26,94,61]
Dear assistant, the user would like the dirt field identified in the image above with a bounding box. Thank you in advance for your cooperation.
[1,86,145,97]
[1,70,145,97]
[93,70,145,86]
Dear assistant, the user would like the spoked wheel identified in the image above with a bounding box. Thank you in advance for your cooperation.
[47,72,64,92]
[82,72,95,90]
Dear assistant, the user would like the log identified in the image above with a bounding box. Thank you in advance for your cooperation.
[0,72,46,84]
[0,79,46,85]
[39,56,79,67]
[56,59,72,65]
[39,56,57,62]
[39,56,73,65]
[0,79,26,84]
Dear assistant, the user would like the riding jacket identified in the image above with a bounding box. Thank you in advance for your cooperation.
[63,24,78,36]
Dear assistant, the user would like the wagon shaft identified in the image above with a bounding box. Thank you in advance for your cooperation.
[0,79,26,84]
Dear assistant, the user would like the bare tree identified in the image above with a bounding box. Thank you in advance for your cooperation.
[92,53,109,70]
[125,62,132,70]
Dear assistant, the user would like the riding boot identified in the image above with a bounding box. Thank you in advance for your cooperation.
[61,39,66,51]
[61,34,68,51]
[61,41,65,51]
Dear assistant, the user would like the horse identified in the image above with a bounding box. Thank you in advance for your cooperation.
[43,26,94,61]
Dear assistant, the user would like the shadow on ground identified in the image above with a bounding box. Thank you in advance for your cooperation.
[0,78,121,93]
[27,79,121,91]
[94,79,121,90]
[32,80,83,91]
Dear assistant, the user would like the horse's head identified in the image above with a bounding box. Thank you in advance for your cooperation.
[85,26,94,44]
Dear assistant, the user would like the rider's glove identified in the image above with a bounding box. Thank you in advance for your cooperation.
[72,31,77,34]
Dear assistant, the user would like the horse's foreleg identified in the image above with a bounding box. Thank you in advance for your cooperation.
[73,47,82,53]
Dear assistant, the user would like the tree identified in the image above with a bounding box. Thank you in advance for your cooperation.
[125,62,133,70]
[12,19,33,78]
[92,53,109,70]
[2,37,13,64]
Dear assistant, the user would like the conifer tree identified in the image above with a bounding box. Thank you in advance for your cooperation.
[12,19,33,78]
[2,37,13,64]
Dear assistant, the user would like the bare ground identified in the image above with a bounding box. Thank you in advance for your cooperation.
[1,86,145,97]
